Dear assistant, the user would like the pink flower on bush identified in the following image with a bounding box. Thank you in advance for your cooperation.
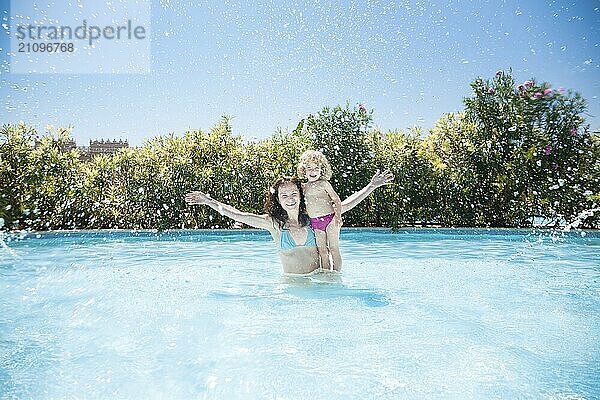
[517,84,525,91]
[524,80,534,88]
[543,144,552,155]
[496,70,503,76]
[570,127,577,136]
[358,103,366,113]
[533,92,542,99]
[487,88,495,94]
[543,88,552,95]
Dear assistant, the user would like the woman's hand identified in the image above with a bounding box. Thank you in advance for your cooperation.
[185,191,211,205]
[369,169,394,188]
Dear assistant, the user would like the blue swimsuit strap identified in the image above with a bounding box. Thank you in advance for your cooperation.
[280,226,316,250]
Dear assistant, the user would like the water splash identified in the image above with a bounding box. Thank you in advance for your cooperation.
[0,218,23,259]
[563,208,599,232]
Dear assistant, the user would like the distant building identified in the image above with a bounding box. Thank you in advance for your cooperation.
[78,139,129,161]
[63,139,77,151]
[88,139,129,156]
[34,138,77,152]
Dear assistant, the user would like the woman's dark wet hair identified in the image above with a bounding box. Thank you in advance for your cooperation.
[265,176,310,229]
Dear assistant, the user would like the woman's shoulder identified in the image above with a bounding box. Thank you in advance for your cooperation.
[267,216,282,229]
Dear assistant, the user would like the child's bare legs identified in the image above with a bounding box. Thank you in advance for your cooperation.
[326,223,342,271]
[314,230,331,270]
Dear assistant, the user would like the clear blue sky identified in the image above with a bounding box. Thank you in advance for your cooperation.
[1,0,599,145]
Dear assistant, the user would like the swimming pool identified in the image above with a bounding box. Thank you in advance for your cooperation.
[1,228,599,399]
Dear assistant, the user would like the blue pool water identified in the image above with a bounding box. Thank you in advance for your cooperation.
[1,228,599,399]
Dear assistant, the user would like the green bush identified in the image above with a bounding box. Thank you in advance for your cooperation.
[423,70,598,226]
[0,124,82,230]
[368,127,439,227]
[1,71,597,231]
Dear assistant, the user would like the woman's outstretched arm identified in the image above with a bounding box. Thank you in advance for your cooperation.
[185,191,274,231]
[341,169,394,214]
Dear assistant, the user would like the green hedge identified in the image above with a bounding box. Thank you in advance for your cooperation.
[1,71,598,230]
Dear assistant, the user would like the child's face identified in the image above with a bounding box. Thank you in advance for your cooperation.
[304,163,322,182]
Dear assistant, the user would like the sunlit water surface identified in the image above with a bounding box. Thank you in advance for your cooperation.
[1,229,599,399]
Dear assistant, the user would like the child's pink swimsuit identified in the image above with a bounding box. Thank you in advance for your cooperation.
[309,213,335,231]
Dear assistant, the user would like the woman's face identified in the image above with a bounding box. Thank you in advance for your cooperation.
[277,182,301,212]
[304,163,322,182]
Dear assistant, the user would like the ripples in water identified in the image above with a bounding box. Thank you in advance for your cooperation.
[0,229,599,399]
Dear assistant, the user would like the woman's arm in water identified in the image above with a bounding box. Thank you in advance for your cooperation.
[185,191,274,231]
[341,169,394,214]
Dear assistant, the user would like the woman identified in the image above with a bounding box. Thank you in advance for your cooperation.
[184,170,394,275]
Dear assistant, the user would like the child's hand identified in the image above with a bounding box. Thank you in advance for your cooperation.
[185,191,211,205]
[370,169,394,188]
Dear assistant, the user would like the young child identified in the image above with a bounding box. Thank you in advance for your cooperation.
[297,150,343,271]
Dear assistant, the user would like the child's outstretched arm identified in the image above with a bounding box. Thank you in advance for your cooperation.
[341,169,394,214]
[323,181,343,225]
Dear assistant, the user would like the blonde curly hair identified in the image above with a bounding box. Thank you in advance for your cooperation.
[297,150,333,181]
